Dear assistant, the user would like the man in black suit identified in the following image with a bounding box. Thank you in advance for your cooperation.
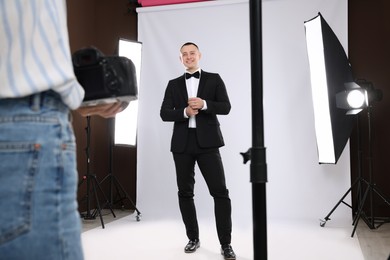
[160,42,236,260]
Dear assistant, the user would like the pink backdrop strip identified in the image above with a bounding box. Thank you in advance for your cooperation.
[138,0,210,7]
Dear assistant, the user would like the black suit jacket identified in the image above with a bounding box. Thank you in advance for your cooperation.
[160,70,231,153]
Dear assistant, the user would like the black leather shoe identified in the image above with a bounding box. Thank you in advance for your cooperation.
[221,244,236,260]
[184,239,200,253]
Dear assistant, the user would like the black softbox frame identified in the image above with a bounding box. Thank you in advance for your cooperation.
[304,13,356,164]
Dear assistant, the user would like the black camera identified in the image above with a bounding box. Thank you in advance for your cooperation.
[72,47,138,106]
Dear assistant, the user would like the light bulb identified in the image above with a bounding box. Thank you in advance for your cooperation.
[347,89,365,109]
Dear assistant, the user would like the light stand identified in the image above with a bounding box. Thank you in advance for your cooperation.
[99,117,141,221]
[350,103,390,235]
[304,12,389,236]
[78,116,116,229]
[319,115,365,236]
[320,85,390,237]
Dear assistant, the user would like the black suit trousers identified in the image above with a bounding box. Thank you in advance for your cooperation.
[172,129,232,245]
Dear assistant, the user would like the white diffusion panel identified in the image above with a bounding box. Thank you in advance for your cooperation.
[115,39,142,146]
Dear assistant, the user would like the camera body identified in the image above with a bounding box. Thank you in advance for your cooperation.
[72,47,138,106]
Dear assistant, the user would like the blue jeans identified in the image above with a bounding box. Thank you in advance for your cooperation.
[0,91,83,260]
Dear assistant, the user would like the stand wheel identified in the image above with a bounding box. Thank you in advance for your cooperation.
[136,213,141,222]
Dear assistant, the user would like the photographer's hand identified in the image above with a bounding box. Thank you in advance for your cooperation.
[76,102,126,118]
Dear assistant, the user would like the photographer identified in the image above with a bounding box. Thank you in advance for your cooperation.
[0,1,124,259]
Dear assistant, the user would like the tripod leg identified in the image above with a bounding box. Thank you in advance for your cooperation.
[91,177,105,229]
[367,184,390,228]
[95,177,116,219]
[99,174,113,204]
[351,183,371,237]
[112,175,141,221]
[80,174,97,220]
[112,179,126,209]
[320,178,359,227]
[371,185,390,207]
[77,175,94,219]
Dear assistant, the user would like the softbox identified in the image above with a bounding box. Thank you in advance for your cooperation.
[304,13,356,164]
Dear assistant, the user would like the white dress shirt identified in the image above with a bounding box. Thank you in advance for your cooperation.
[183,69,207,128]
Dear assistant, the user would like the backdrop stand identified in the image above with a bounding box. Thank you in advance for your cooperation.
[242,1,268,260]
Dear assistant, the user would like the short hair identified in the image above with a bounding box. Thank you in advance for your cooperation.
[180,42,199,50]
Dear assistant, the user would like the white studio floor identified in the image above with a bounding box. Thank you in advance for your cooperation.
[82,214,364,260]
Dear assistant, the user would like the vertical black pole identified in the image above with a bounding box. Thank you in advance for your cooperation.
[249,1,268,260]
[367,106,375,228]
[85,116,93,218]
[108,117,115,204]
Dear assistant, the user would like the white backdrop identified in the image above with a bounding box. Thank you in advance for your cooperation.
[135,0,352,230]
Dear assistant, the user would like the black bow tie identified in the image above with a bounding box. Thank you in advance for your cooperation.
[185,71,200,79]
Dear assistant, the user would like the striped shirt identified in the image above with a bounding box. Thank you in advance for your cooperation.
[0,0,84,109]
